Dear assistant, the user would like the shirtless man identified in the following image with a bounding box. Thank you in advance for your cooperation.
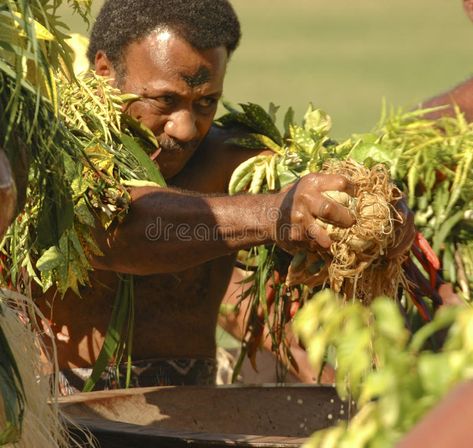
[36,0,413,393]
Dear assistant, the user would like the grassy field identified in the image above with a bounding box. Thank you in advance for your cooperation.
[61,0,473,139]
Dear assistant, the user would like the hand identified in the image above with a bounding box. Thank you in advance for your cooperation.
[438,283,463,307]
[272,173,355,254]
[0,149,16,239]
[388,196,416,259]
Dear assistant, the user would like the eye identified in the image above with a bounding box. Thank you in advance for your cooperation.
[196,97,218,109]
[144,95,176,110]
[156,95,175,106]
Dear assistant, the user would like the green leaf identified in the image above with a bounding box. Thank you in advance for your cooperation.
[359,369,395,405]
[372,299,408,347]
[418,352,456,395]
[289,125,316,154]
[121,179,163,188]
[409,306,458,353]
[241,103,283,146]
[36,245,64,272]
[119,133,166,186]
[432,210,464,254]
[216,110,259,131]
[226,133,283,154]
[268,102,280,122]
[226,136,268,150]
[83,274,134,392]
[36,187,74,250]
[276,165,299,187]
[283,106,295,139]
[303,104,332,137]
[75,198,96,227]
[121,114,158,150]
[349,142,397,166]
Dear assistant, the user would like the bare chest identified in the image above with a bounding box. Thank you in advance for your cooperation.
[134,260,223,318]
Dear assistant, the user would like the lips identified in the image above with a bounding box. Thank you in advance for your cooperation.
[149,138,190,162]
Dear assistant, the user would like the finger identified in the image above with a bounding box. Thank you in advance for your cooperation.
[388,211,416,259]
[311,196,355,228]
[278,241,304,257]
[307,173,356,197]
[306,222,332,249]
[405,211,416,243]
[392,194,410,218]
[439,283,463,306]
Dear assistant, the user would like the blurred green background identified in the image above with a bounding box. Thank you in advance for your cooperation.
[61,0,473,139]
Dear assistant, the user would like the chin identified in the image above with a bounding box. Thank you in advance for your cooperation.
[157,158,187,180]
[157,149,197,180]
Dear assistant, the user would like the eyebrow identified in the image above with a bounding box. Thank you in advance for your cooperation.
[141,88,223,99]
[180,66,211,88]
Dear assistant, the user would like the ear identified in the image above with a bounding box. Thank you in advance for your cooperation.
[94,51,117,79]
[464,0,473,22]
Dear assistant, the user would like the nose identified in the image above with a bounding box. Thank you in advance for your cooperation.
[164,109,198,143]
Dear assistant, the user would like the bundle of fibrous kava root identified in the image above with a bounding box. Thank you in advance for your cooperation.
[286,159,407,304]
[0,290,70,448]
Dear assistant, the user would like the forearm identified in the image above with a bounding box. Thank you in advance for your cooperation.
[92,171,357,274]
[92,187,276,274]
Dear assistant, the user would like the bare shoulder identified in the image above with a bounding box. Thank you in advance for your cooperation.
[172,124,269,194]
[421,76,473,122]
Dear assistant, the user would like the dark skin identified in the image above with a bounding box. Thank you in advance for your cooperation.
[421,1,473,122]
[398,380,473,448]
[418,0,471,308]
[421,76,473,122]
[399,2,473,443]
[0,148,16,239]
[36,31,412,383]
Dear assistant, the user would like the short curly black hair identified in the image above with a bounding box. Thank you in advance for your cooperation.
[87,0,241,72]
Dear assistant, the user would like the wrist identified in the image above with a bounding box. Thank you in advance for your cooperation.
[259,192,282,245]
[216,192,282,249]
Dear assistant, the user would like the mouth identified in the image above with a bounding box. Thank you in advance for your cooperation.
[151,136,200,161]
[150,137,200,178]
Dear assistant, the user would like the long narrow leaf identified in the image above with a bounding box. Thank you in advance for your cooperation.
[82,274,132,392]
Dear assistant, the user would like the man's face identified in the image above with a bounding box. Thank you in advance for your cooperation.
[99,30,228,180]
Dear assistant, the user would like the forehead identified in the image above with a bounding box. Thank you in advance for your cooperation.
[121,31,228,92]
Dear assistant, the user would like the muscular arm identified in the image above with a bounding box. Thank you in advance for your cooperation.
[92,174,355,275]
[92,187,276,274]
